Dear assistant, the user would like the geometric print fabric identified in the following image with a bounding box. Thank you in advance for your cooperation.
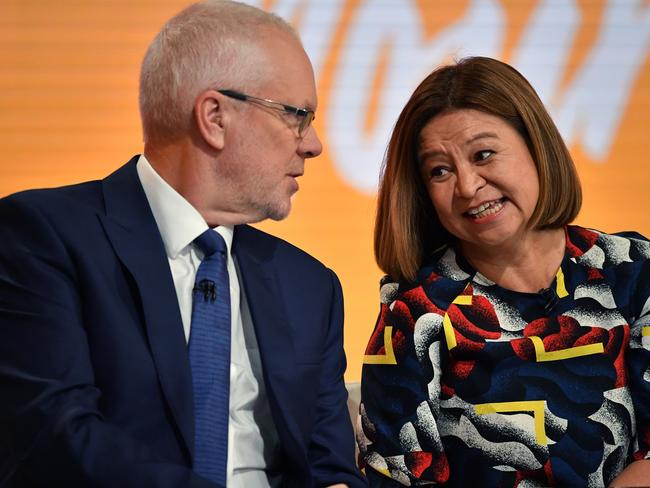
[360,226,650,487]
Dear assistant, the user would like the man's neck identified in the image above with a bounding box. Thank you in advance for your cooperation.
[143,143,261,228]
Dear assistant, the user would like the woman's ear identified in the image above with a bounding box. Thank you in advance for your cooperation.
[194,90,226,150]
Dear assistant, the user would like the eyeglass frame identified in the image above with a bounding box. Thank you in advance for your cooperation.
[217,89,315,138]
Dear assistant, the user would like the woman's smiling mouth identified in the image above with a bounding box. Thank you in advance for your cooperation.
[465,198,506,219]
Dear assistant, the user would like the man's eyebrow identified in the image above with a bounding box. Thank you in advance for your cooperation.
[301,101,316,112]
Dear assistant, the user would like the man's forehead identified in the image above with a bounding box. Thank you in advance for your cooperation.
[250,34,317,108]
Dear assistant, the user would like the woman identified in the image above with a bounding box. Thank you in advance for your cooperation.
[358,57,650,487]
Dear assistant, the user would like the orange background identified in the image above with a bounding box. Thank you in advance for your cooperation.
[1,0,649,381]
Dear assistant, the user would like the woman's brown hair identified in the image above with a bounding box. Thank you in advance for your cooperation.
[375,56,582,282]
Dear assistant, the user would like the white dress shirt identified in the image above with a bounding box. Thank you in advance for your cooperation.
[136,155,281,487]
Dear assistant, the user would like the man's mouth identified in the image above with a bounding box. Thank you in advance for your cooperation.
[465,198,505,219]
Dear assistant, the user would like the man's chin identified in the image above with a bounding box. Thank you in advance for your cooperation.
[249,201,292,223]
[267,206,291,222]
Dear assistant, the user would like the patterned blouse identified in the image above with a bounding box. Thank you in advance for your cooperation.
[359,226,650,487]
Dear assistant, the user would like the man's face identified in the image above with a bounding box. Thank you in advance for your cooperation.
[215,29,322,224]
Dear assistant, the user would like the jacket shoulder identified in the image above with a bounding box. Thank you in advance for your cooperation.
[0,180,104,216]
[235,224,330,273]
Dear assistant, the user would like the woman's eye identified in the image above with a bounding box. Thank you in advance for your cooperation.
[430,166,450,178]
[475,149,494,161]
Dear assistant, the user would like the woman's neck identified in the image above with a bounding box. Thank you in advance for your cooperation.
[460,227,566,293]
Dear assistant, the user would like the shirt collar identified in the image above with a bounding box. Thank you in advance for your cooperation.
[136,154,234,258]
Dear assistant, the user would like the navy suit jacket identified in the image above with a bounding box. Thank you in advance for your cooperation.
[0,157,366,488]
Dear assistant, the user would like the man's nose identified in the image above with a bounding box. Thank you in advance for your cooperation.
[298,126,323,158]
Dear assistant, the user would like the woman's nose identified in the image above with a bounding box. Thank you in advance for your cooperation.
[454,164,486,199]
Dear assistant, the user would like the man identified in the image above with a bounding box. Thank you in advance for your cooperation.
[0,2,366,487]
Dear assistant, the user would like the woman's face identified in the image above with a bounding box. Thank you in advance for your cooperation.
[418,108,540,254]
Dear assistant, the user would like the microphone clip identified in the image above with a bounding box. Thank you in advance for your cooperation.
[538,287,559,314]
[194,279,217,302]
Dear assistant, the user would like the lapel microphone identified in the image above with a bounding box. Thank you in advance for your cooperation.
[538,286,559,314]
[194,279,217,302]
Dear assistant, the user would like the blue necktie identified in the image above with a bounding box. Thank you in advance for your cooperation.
[188,229,230,484]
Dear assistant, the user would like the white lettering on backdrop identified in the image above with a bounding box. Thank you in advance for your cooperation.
[245,0,650,194]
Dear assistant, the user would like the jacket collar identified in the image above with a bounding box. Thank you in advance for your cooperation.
[99,157,195,460]
[233,225,305,466]
[98,158,306,466]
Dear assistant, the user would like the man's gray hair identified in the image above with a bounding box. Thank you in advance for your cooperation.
[139,0,298,144]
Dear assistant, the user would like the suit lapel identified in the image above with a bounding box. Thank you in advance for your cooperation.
[99,158,194,458]
[97,163,305,465]
[233,226,305,462]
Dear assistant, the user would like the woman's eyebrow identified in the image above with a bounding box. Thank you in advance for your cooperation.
[418,131,500,164]
[465,131,499,145]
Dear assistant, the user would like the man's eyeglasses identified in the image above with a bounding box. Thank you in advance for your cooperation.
[218,89,315,138]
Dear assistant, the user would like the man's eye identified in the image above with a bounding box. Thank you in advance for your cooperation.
[282,112,301,124]
[475,150,494,161]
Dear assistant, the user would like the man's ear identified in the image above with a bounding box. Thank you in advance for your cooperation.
[194,90,226,150]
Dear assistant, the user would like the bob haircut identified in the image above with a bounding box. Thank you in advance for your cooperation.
[375,56,582,283]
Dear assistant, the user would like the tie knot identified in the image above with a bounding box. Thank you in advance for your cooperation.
[194,229,227,257]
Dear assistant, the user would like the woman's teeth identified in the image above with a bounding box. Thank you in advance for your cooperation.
[467,199,504,219]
